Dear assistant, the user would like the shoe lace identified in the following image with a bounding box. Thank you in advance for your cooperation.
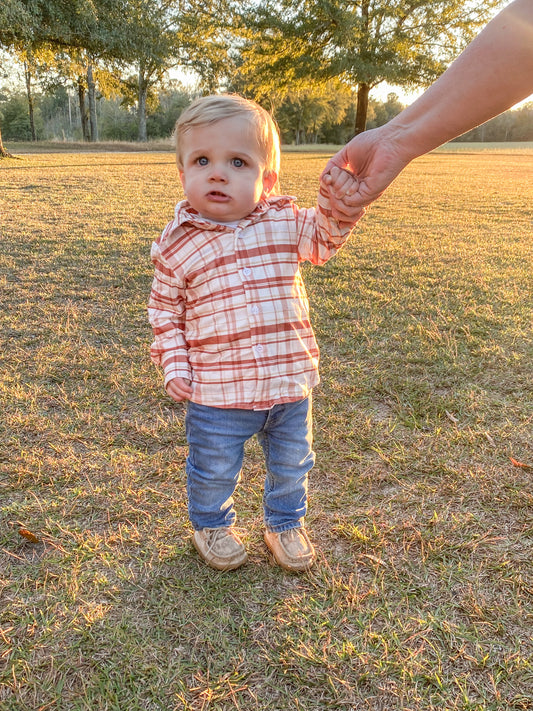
[204,527,228,551]
[204,527,244,553]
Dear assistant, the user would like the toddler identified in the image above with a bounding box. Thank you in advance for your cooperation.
[148,94,363,572]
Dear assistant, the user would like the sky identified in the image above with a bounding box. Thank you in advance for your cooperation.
[372,82,532,110]
[371,83,423,106]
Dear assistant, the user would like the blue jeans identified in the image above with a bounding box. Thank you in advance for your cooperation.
[185,397,315,533]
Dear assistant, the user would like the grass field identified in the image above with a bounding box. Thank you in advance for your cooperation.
[1,146,532,710]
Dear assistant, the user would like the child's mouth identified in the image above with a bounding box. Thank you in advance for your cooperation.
[208,191,229,201]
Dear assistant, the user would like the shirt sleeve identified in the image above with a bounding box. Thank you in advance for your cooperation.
[295,182,360,265]
[147,239,191,386]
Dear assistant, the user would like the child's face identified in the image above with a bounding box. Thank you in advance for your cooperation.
[178,116,277,223]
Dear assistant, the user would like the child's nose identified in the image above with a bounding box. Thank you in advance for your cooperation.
[208,164,228,182]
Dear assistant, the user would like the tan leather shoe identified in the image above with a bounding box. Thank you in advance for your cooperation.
[193,527,248,570]
[264,527,316,572]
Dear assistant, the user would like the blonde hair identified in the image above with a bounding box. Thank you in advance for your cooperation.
[175,94,280,181]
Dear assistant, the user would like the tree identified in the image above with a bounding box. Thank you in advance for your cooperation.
[0,1,32,47]
[117,0,232,141]
[11,45,58,141]
[368,92,405,128]
[238,0,504,135]
[35,47,124,141]
[116,0,179,142]
[275,82,353,144]
[29,1,134,142]
[1,0,233,148]
[0,0,107,154]
[0,0,32,155]
[0,92,41,140]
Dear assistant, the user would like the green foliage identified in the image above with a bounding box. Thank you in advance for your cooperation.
[1,0,104,51]
[95,0,233,141]
[0,1,33,46]
[274,82,354,144]
[368,92,405,127]
[0,0,514,147]
[146,87,192,139]
[236,0,504,130]
[0,85,196,142]
[97,98,138,141]
[0,0,236,144]
[2,81,532,145]
[0,92,42,139]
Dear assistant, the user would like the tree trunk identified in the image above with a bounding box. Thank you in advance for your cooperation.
[87,64,98,142]
[0,124,13,158]
[24,61,37,141]
[354,83,370,135]
[78,79,90,141]
[138,70,148,142]
[354,0,370,136]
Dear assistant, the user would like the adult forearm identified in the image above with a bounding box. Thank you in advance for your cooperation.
[387,0,533,163]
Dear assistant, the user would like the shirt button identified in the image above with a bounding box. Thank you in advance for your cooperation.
[242,267,252,277]
[254,344,264,355]
[250,305,260,314]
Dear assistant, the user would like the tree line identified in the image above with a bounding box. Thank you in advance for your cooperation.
[2,78,531,146]
[0,0,512,156]
[0,76,414,145]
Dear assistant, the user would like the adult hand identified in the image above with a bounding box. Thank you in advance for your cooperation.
[322,125,411,211]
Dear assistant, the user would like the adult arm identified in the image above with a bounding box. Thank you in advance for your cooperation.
[324,0,533,214]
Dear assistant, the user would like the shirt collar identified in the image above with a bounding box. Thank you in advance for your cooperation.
[173,196,295,230]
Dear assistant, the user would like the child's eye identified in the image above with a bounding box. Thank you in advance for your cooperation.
[232,158,245,168]
[197,156,208,166]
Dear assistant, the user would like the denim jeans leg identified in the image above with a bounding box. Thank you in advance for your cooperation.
[258,396,315,533]
[185,402,265,530]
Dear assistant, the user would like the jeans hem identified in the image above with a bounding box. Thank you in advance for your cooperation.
[264,520,304,534]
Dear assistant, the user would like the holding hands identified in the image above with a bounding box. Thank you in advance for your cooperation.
[320,0,533,214]
[322,125,411,212]
[321,164,366,225]
[164,166,364,407]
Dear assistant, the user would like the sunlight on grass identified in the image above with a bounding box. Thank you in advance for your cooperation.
[1,148,532,710]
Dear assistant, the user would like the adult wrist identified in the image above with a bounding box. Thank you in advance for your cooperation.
[378,119,419,168]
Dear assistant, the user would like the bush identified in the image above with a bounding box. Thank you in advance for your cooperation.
[98,98,138,141]
[0,93,42,140]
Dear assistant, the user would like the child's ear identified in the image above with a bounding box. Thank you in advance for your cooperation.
[262,170,278,198]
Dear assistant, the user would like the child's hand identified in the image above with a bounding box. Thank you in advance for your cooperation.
[166,377,193,402]
[321,165,365,225]
[323,165,357,197]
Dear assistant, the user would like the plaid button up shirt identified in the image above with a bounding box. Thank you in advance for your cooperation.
[148,188,358,410]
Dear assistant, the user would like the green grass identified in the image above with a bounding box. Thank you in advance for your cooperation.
[1,147,532,710]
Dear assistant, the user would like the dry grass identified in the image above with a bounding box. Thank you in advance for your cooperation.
[1,147,532,710]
